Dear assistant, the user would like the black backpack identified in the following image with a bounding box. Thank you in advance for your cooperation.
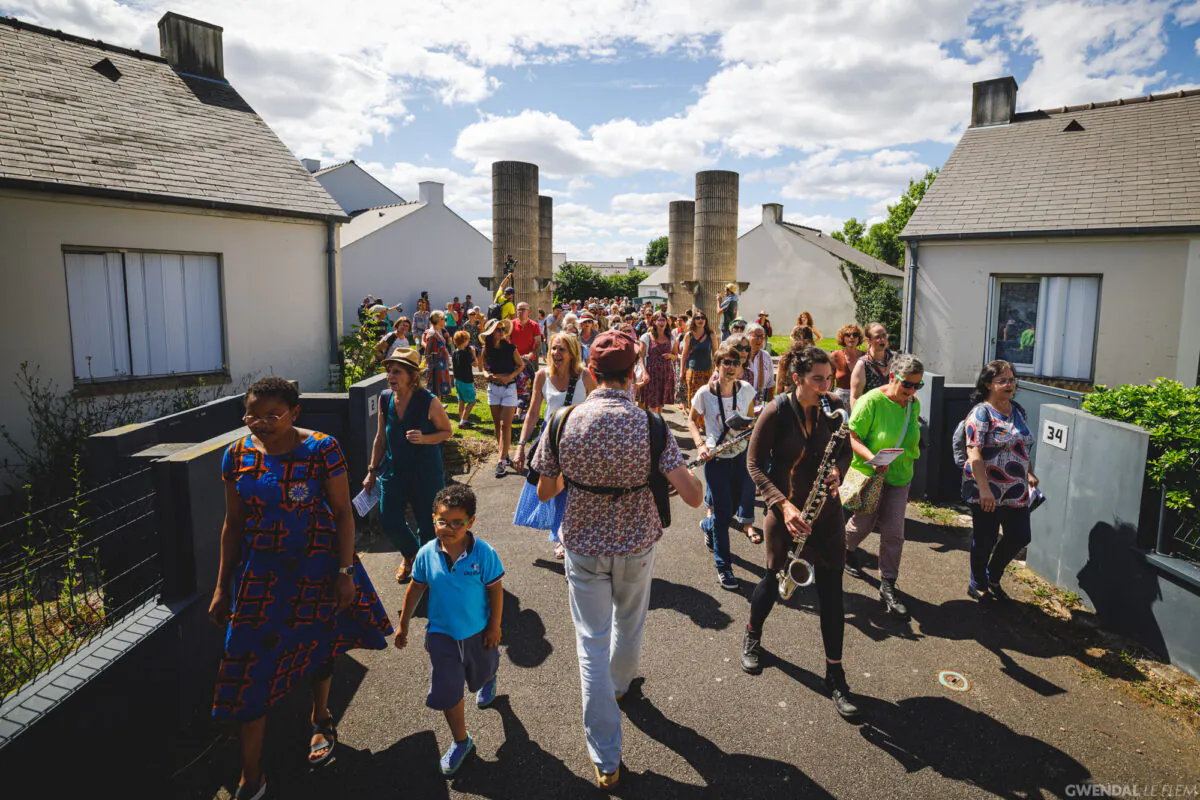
[486,302,504,321]
[953,401,1026,468]
[547,404,671,528]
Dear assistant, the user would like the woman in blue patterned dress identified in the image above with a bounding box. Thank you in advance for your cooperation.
[962,360,1039,603]
[423,310,455,400]
[209,377,393,799]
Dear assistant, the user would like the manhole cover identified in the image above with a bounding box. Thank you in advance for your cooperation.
[938,670,971,692]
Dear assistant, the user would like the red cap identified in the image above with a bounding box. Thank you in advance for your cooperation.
[587,329,637,373]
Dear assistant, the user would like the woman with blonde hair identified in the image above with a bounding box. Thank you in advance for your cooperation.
[829,324,865,405]
[796,311,822,341]
[513,332,597,559]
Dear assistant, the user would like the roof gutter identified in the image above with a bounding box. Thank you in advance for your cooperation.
[903,241,918,353]
[899,224,1200,242]
[0,178,351,224]
[326,221,341,373]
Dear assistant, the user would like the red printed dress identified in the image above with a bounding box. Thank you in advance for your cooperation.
[212,433,393,721]
[642,334,677,408]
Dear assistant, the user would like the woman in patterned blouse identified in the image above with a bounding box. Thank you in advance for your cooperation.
[963,360,1038,603]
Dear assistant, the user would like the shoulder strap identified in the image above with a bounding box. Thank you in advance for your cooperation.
[894,402,913,448]
[647,410,665,477]
[548,404,578,464]
[565,375,579,405]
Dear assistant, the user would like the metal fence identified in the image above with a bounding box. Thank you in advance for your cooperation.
[0,469,159,699]
[1155,485,1200,565]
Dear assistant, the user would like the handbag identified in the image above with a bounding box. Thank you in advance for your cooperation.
[839,402,912,515]
[524,374,578,486]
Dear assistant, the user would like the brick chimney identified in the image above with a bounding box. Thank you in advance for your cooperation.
[418,181,444,206]
[971,76,1018,128]
[158,12,224,81]
[762,203,783,225]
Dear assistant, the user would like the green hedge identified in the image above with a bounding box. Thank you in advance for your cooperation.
[1082,379,1199,517]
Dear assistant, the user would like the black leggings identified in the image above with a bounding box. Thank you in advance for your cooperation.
[748,563,844,662]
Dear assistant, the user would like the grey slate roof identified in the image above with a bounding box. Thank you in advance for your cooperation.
[902,89,1200,240]
[779,222,901,274]
[0,18,347,221]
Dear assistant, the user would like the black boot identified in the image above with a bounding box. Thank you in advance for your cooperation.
[844,548,863,578]
[879,578,910,620]
[824,663,860,720]
[740,627,763,675]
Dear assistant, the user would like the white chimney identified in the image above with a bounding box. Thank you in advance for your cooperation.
[418,181,444,206]
[626,257,634,269]
[158,12,224,81]
[301,158,321,173]
[971,76,1018,128]
[762,203,783,225]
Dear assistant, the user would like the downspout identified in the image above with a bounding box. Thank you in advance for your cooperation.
[903,240,918,353]
[326,220,340,374]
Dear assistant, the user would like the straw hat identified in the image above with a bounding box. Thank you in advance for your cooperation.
[380,347,420,372]
[480,317,510,344]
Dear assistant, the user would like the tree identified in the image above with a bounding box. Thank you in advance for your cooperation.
[830,169,938,340]
[607,268,649,299]
[645,236,668,267]
[553,262,609,303]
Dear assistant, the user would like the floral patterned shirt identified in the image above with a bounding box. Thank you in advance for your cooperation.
[530,388,686,557]
[962,402,1035,507]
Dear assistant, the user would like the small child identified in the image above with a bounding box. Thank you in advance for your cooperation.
[395,484,503,776]
[451,330,477,429]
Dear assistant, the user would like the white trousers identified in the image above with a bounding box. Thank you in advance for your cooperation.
[564,544,657,774]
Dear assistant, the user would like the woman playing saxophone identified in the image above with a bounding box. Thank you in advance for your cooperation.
[741,345,860,720]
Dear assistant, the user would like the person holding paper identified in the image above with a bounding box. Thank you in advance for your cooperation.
[364,348,453,584]
[843,353,924,620]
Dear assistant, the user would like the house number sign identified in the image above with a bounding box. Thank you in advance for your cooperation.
[1042,420,1069,451]
[368,395,379,416]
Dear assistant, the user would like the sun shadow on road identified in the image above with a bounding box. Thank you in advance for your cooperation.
[501,589,553,668]
[649,577,733,630]
[621,684,836,797]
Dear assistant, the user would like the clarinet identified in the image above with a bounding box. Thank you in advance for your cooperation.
[777,395,849,600]
[685,426,756,468]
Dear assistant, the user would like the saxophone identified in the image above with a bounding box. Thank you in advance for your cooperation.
[777,395,850,601]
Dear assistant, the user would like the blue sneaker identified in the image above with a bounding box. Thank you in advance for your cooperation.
[440,734,475,776]
[476,673,498,709]
[700,517,714,551]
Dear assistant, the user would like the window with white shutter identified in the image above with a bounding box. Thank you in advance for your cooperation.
[64,250,225,381]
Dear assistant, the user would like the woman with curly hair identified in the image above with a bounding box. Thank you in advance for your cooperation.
[795,311,822,341]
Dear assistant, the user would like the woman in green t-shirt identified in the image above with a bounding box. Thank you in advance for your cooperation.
[843,353,924,621]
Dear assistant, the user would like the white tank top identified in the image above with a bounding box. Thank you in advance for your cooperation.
[544,370,583,417]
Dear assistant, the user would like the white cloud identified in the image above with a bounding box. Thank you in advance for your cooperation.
[749,149,933,204]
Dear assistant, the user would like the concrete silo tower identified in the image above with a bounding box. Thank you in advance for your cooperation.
[538,195,554,313]
[667,200,695,315]
[692,170,740,331]
[491,161,540,302]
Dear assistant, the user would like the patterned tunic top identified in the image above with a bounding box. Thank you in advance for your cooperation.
[962,402,1035,508]
[212,433,392,721]
[530,388,685,557]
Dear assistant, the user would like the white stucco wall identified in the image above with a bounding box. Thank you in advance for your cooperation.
[0,190,334,466]
[315,163,403,214]
[340,202,492,330]
[737,223,866,340]
[910,236,1193,385]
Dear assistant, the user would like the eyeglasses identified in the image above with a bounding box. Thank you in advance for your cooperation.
[718,358,741,367]
[897,378,925,390]
[243,413,286,425]
[993,378,1017,386]
[805,374,834,384]
[433,517,470,530]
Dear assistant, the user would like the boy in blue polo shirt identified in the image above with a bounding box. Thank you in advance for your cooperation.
[395,483,504,776]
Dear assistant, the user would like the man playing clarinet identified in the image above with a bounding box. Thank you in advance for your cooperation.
[741,345,860,720]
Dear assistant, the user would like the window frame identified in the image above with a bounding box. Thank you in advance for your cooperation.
[63,246,228,385]
[984,273,1103,383]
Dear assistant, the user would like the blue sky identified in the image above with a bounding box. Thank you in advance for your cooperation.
[6,0,1200,260]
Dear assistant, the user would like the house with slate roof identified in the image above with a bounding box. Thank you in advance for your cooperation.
[0,12,349,464]
[303,159,405,216]
[900,77,1200,388]
[738,203,903,338]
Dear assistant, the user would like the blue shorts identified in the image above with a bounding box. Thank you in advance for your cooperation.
[425,630,499,711]
[455,379,477,405]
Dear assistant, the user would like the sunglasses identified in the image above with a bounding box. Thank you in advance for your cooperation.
[718,358,741,367]
[733,345,750,352]
[897,378,925,390]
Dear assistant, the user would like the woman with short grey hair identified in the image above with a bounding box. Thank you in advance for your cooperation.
[843,353,924,620]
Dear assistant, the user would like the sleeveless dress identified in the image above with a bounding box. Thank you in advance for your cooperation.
[423,328,453,399]
[643,335,676,408]
[378,388,445,558]
[213,433,392,721]
[684,334,713,409]
[513,371,583,541]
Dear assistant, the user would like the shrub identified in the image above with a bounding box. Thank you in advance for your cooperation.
[339,322,382,391]
[1082,379,1200,518]
[837,263,902,343]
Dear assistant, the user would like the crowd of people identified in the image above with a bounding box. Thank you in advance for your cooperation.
[212,284,1040,797]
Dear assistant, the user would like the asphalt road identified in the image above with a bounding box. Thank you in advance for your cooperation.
[179,407,1200,799]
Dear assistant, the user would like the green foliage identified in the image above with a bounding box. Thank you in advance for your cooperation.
[645,236,668,267]
[553,263,650,303]
[828,169,935,341]
[339,322,382,391]
[1082,379,1200,518]
[0,363,249,506]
